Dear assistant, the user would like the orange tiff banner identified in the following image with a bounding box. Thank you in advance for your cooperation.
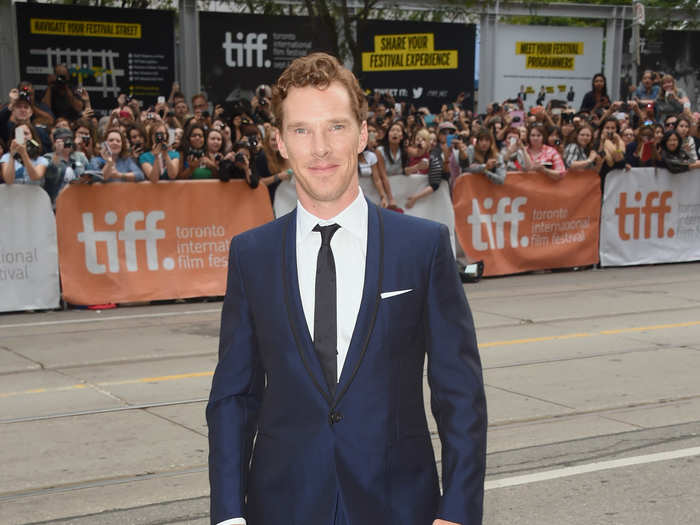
[452,171,601,276]
[56,180,274,305]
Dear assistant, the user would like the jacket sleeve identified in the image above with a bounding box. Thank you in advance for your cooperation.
[426,225,487,525]
[207,237,264,524]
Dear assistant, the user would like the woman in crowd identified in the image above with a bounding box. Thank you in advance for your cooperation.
[596,117,627,175]
[179,123,208,179]
[1,122,47,185]
[458,128,506,184]
[547,126,565,156]
[211,118,233,155]
[73,118,98,160]
[525,123,566,180]
[580,73,610,113]
[487,117,506,150]
[655,75,690,124]
[563,124,602,171]
[126,122,148,161]
[358,146,391,208]
[659,130,700,173]
[184,126,224,179]
[254,126,292,201]
[674,115,698,163]
[653,123,665,143]
[499,127,530,171]
[621,127,636,147]
[140,122,180,182]
[404,139,447,209]
[89,128,144,182]
[404,128,431,175]
[625,124,660,168]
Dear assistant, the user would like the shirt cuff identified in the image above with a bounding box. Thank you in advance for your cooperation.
[216,519,246,525]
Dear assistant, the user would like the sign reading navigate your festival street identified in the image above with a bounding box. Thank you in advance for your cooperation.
[15,3,175,114]
[198,12,335,108]
[358,20,476,111]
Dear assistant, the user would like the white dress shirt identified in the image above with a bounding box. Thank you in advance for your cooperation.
[215,189,368,525]
[296,187,368,381]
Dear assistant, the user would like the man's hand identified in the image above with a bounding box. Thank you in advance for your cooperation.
[434,520,461,525]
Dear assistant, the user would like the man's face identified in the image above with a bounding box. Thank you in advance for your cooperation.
[277,82,367,216]
[193,97,208,112]
[12,100,32,122]
[175,101,188,116]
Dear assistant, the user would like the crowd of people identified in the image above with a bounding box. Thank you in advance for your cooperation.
[2,65,698,214]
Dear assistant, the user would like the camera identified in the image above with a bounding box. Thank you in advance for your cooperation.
[15,139,41,160]
[188,148,204,159]
[492,103,501,113]
[55,74,67,86]
[561,112,573,123]
[607,131,614,139]
[62,137,74,149]
[554,139,561,146]
[17,87,32,103]
[247,134,258,150]
[235,152,247,163]
[155,132,166,144]
[214,153,222,162]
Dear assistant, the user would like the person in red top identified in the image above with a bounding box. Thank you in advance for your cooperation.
[525,123,566,181]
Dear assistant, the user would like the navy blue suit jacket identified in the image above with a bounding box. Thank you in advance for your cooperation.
[207,200,487,525]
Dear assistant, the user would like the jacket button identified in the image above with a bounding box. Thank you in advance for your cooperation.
[329,411,343,425]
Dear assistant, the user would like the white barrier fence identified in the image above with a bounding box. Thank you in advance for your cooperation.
[600,168,700,267]
[0,185,61,312]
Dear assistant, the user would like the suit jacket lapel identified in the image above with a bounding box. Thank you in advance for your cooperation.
[335,201,383,403]
[281,211,333,405]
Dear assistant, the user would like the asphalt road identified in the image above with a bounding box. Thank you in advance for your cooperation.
[1,262,699,524]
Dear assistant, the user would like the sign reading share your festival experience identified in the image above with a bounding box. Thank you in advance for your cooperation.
[358,20,476,110]
[55,181,273,305]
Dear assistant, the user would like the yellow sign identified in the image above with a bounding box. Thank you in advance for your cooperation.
[515,41,583,71]
[30,18,141,39]
[362,32,458,72]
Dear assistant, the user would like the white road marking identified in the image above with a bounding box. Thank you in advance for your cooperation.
[0,308,221,329]
[486,446,700,490]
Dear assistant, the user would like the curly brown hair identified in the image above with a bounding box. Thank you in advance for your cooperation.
[271,52,368,130]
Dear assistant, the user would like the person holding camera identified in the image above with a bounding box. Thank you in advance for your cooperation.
[42,126,89,205]
[219,141,259,188]
[89,129,144,182]
[655,75,691,124]
[40,64,84,121]
[525,123,566,181]
[126,122,148,161]
[140,123,180,183]
[73,118,98,161]
[179,125,223,179]
[458,128,506,184]
[1,123,47,185]
[499,127,531,171]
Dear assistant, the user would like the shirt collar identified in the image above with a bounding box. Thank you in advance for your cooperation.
[297,186,368,243]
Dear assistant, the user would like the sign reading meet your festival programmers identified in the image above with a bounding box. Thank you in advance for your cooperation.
[494,25,603,110]
[16,4,175,113]
[358,20,476,111]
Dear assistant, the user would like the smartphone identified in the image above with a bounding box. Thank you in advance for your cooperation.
[101,141,111,158]
[157,96,166,104]
[15,127,25,145]
[168,128,176,146]
[552,107,563,116]
[446,134,456,147]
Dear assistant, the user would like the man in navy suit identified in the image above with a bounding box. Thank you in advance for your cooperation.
[207,52,487,525]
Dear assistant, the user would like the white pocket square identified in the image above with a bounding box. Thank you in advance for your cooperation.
[380,289,413,299]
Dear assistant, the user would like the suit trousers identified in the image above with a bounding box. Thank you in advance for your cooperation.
[333,493,347,525]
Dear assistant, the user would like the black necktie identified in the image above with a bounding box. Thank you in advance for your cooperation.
[313,223,341,394]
